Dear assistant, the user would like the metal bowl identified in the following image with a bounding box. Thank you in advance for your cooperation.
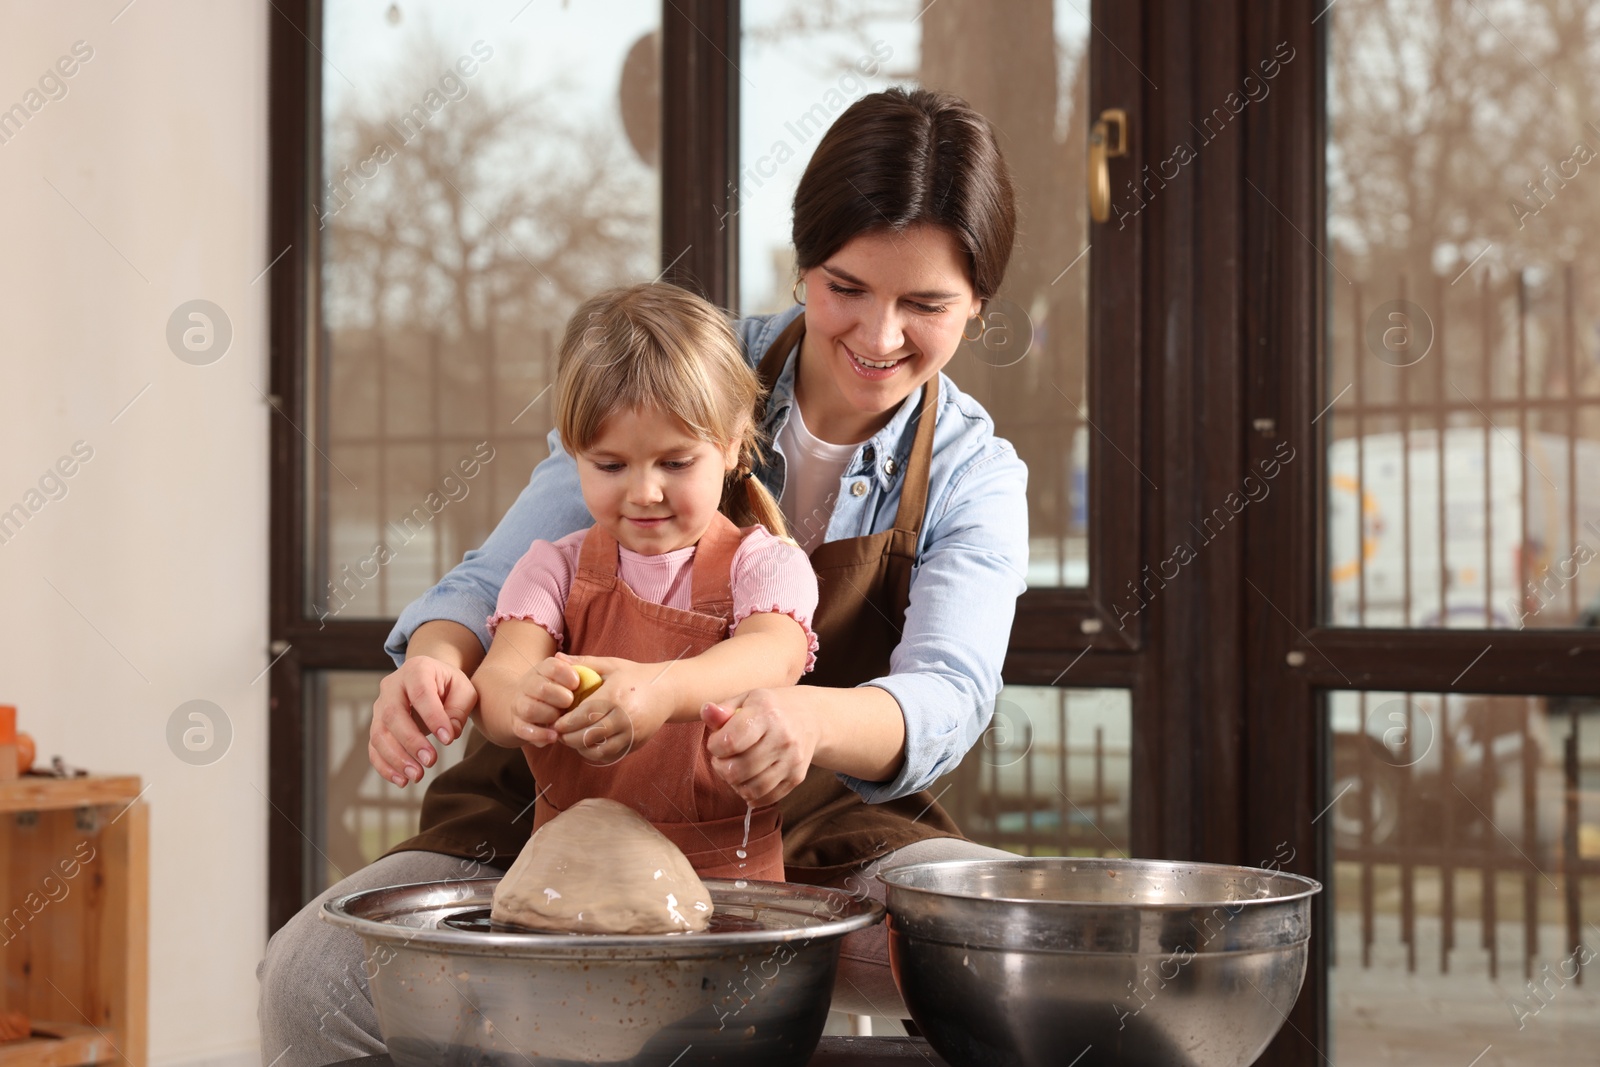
[878,858,1321,1067]
[321,876,882,1067]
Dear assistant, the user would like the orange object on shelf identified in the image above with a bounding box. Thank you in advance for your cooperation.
[0,705,14,744]
[0,1011,29,1042]
[15,732,33,774]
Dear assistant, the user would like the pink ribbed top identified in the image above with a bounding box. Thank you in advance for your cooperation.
[488,525,819,672]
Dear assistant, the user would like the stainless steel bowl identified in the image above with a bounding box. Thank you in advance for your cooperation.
[321,876,882,1067]
[879,858,1321,1067]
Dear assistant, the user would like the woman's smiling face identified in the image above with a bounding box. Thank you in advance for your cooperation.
[796,222,983,444]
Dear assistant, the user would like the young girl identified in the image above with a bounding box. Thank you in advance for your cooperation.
[469,282,818,882]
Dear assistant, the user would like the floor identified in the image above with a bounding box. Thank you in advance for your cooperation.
[1331,914,1600,1065]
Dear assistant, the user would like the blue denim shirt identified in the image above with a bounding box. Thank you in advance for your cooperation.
[386,304,1030,802]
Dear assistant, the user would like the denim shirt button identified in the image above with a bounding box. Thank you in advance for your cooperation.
[850,480,868,497]
[884,458,897,477]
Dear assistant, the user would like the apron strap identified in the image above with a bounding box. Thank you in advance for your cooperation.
[753,313,939,562]
[756,314,806,397]
[890,376,939,559]
[576,522,621,583]
[689,511,741,615]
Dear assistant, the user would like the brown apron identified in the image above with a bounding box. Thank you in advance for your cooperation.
[522,511,783,881]
[385,315,964,883]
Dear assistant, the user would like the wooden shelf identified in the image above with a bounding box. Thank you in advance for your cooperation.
[1,776,147,1067]
[0,778,142,815]
[0,1023,113,1067]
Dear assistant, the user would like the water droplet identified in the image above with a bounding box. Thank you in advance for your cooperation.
[735,849,747,860]
[735,880,748,889]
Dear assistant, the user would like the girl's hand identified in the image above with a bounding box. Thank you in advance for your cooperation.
[506,653,593,747]
[701,688,819,806]
[369,656,477,787]
[552,656,671,765]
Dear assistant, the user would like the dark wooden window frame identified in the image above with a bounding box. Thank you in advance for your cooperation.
[275,6,1581,1065]
[1238,5,1600,1065]
[266,0,1158,933]
[269,5,1600,1065]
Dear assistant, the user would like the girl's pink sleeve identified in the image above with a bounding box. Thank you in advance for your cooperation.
[486,529,587,644]
[729,528,820,673]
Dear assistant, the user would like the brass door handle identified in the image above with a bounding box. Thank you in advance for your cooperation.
[1088,108,1128,223]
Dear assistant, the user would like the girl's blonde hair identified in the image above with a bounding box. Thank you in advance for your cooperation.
[555,282,790,540]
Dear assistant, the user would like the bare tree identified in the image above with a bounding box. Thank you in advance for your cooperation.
[1329,0,1600,405]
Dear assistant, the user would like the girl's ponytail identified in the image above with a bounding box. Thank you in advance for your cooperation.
[719,438,793,543]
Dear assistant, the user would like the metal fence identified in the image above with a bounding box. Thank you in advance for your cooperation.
[1330,692,1600,981]
[1326,267,1600,632]
[940,687,1132,858]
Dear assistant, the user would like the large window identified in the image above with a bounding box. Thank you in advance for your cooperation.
[1324,0,1600,631]
[1318,2,1600,1059]
[270,0,1144,924]
[315,2,661,623]
[739,2,1095,588]
[273,5,1600,1063]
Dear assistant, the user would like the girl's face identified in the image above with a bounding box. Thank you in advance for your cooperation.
[575,406,740,555]
[796,222,984,443]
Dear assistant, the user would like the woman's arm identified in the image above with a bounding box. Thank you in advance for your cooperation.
[705,441,1029,805]
[368,619,486,787]
[703,683,905,807]
[841,444,1029,800]
[370,434,591,784]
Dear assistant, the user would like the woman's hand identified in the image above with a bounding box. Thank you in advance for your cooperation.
[369,655,478,787]
[551,656,674,765]
[701,688,820,807]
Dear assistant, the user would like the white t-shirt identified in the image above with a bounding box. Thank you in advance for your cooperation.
[777,402,858,555]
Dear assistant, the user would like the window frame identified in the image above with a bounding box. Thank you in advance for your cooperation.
[266,0,1160,933]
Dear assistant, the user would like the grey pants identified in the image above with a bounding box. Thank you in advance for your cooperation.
[256,836,1011,1067]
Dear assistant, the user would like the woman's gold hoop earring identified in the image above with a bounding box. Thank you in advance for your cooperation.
[792,279,807,306]
[963,314,986,343]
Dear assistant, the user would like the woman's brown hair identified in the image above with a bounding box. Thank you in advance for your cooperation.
[555,282,790,540]
[792,87,1017,302]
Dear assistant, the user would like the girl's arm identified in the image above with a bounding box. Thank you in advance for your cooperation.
[470,618,564,748]
[551,530,817,764]
[658,612,810,713]
[549,613,809,763]
[471,534,589,748]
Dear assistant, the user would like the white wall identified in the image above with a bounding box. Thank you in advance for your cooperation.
[0,2,268,1064]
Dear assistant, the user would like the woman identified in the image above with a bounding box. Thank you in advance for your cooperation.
[258,86,1028,1064]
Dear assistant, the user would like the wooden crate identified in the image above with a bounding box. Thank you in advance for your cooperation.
[0,777,148,1067]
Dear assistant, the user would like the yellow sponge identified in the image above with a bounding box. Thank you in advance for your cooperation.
[571,664,604,706]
